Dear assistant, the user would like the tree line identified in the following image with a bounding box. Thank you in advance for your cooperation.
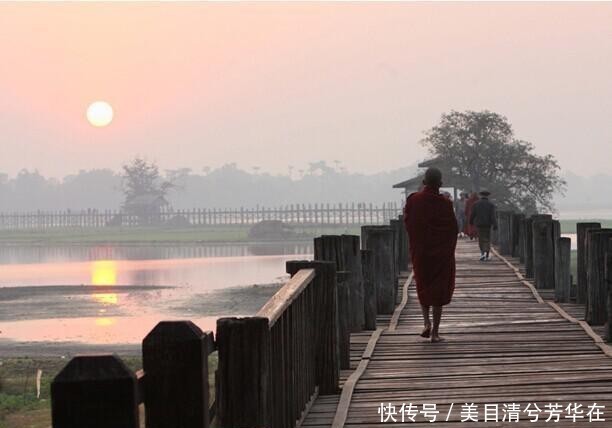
[0,110,572,214]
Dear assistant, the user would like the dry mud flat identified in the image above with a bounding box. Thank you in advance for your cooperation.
[0,282,281,357]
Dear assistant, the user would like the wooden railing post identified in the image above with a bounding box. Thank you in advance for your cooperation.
[491,211,499,246]
[336,271,351,370]
[216,317,270,428]
[341,235,365,332]
[555,237,572,303]
[397,214,410,272]
[497,211,512,255]
[512,213,525,258]
[363,226,395,314]
[524,217,535,278]
[517,215,526,263]
[142,321,213,428]
[314,235,364,333]
[577,222,601,304]
[390,219,402,275]
[361,249,377,330]
[532,214,554,289]
[585,229,612,325]
[285,260,339,394]
[51,355,139,428]
[605,238,612,342]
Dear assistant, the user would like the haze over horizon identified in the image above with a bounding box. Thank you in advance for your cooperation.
[1,2,611,178]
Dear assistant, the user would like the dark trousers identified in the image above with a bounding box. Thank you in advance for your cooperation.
[478,226,491,253]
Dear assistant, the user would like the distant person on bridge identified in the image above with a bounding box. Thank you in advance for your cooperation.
[469,190,498,261]
[403,167,458,343]
[456,192,468,237]
[464,191,479,239]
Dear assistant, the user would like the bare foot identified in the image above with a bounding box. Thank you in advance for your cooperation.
[430,334,445,343]
[420,325,431,338]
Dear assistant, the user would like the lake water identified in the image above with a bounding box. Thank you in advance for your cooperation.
[0,242,312,349]
[563,233,577,250]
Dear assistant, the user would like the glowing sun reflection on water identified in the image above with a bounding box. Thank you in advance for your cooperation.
[90,261,119,326]
[91,260,117,286]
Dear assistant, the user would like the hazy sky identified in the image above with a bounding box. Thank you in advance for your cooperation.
[1,2,611,178]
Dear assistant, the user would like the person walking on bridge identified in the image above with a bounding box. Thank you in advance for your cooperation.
[464,191,479,239]
[469,190,498,261]
[403,167,458,343]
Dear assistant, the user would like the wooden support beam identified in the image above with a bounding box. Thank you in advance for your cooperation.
[531,214,554,289]
[314,235,365,332]
[497,211,513,255]
[397,214,410,271]
[363,227,396,314]
[360,249,377,330]
[577,222,601,304]
[215,317,270,428]
[336,271,351,370]
[524,217,534,278]
[341,235,365,332]
[513,213,525,259]
[555,237,572,303]
[605,237,612,343]
[285,260,339,395]
[142,321,212,428]
[585,229,612,325]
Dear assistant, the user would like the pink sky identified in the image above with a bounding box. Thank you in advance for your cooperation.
[1,2,611,177]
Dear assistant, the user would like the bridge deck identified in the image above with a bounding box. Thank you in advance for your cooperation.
[302,240,612,427]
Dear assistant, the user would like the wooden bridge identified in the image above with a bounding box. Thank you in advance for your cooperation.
[50,213,612,428]
[302,240,612,427]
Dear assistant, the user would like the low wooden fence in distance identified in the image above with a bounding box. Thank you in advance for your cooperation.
[494,210,612,340]
[0,202,402,230]
[50,214,410,428]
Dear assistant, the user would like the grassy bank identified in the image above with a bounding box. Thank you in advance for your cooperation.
[0,354,218,428]
[0,224,361,245]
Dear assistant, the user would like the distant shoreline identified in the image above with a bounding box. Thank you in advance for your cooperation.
[0,224,361,245]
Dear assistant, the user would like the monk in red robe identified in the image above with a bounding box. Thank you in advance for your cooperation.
[463,192,479,239]
[403,167,458,343]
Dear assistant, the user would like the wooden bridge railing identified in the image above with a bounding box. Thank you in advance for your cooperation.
[50,215,409,428]
[0,202,402,230]
[51,321,216,428]
[493,210,612,342]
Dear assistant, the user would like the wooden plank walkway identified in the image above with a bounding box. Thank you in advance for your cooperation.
[302,240,612,427]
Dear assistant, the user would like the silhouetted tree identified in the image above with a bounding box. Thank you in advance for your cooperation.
[421,110,565,213]
[121,158,173,223]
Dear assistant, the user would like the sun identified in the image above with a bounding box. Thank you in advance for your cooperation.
[86,101,114,127]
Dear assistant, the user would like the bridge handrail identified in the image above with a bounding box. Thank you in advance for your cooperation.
[257,268,316,326]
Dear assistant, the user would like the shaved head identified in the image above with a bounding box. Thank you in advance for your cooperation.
[423,167,442,187]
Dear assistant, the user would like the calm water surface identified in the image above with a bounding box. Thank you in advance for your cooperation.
[0,242,312,346]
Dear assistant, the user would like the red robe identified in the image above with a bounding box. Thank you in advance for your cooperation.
[403,185,458,307]
[463,194,479,238]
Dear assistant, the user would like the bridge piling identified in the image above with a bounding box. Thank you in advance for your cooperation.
[142,321,213,428]
[585,229,612,325]
[336,271,351,370]
[363,227,396,314]
[285,260,339,394]
[51,355,139,428]
[360,249,377,330]
[340,235,365,332]
[577,222,601,304]
[605,238,612,342]
[532,214,554,289]
[397,214,410,271]
[555,237,572,303]
[497,210,513,255]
